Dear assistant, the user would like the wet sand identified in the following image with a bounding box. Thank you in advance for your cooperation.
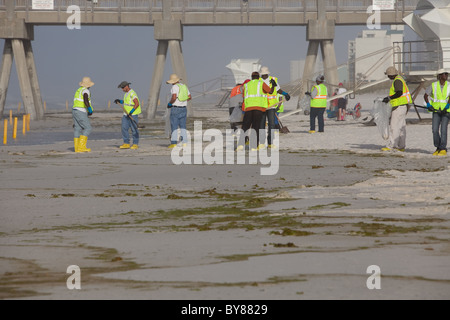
[0,103,449,300]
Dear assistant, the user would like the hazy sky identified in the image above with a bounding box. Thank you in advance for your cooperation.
[1,24,411,111]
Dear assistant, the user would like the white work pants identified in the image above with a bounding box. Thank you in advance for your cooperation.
[388,105,407,149]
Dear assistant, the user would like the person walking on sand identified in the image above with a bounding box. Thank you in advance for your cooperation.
[114,81,141,150]
[381,66,412,152]
[259,66,290,148]
[166,74,191,148]
[305,75,328,133]
[424,68,450,156]
[72,77,94,153]
[236,71,273,151]
[336,82,348,121]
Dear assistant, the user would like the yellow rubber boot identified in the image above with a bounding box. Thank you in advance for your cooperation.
[78,135,91,152]
[74,138,80,153]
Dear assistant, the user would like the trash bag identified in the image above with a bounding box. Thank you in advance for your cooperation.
[298,95,310,115]
[371,98,391,140]
[229,105,244,123]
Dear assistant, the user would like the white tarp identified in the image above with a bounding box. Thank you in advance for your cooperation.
[226,59,261,85]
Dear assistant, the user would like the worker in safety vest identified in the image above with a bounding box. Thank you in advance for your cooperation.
[305,75,328,133]
[381,66,412,152]
[424,68,450,156]
[229,82,245,131]
[236,71,273,151]
[115,81,141,150]
[259,66,290,148]
[72,77,94,153]
[166,73,192,148]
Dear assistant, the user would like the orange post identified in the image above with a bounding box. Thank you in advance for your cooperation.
[18,101,21,113]
[3,119,7,145]
[26,114,30,132]
[66,100,68,111]
[44,101,46,112]
[13,117,17,139]
[9,110,12,125]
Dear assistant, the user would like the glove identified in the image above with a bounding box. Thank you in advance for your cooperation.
[282,91,291,101]
[426,102,433,110]
[87,106,93,116]
[167,103,173,109]
[114,99,123,104]
[445,103,450,110]
[129,108,135,115]
[270,79,277,87]
[305,92,311,96]
[382,97,390,103]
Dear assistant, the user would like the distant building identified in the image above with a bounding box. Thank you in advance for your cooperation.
[348,25,404,85]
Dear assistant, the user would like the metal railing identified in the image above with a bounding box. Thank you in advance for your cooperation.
[393,40,450,75]
[0,0,419,14]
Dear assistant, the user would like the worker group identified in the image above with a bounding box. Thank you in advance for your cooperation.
[72,66,450,156]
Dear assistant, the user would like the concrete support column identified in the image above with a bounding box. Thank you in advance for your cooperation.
[299,40,319,108]
[0,39,13,115]
[11,39,36,119]
[24,40,44,120]
[147,40,168,119]
[321,40,339,93]
[147,18,188,119]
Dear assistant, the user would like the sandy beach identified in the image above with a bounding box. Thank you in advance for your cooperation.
[0,97,449,300]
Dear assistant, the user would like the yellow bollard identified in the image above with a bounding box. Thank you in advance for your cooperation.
[9,109,12,125]
[26,114,30,132]
[3,119,7,145]
[18,101,21,113]
[13,117,17,139]
[22,114,26,135]
[108,100,111,110]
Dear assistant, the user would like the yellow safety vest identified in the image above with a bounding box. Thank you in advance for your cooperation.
[310,84,327,108]
[266,76,279,109]
[389,76,412,107]
[73,87,91,109]
[277,94,284,112]
[123,89,141,115]
[430,81,449,111]
[244,79,268,111]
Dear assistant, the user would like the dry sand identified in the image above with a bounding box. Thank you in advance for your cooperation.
[0,98,449,300]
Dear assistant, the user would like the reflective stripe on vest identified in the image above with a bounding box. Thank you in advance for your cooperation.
[73,87,91,109]
[430,81,450,111]
[310,84,327,108]
[124,89,141,115]
[244,79,268,110]
[266,76,279,108]
[176,83,189,102]
[389,76,412,107]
